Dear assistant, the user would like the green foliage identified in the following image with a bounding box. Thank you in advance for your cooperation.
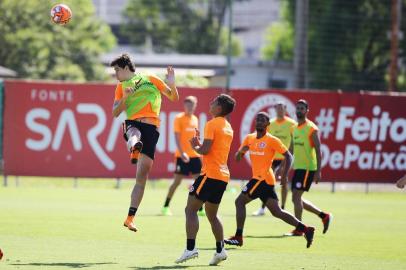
[272,0,406,91]
[262,1,294,61]
[175,73,210,88]
[0,0,116,81]
[122,0,241,55]
[305,0,392,91]
[261,21,294,61]
[219,27,243,57]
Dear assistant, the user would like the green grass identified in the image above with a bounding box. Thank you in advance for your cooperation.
[1,178,406,269]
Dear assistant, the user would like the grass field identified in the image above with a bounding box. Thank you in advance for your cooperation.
[1,177,406,270]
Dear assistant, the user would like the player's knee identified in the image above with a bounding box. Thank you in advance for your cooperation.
[235,196,244,207]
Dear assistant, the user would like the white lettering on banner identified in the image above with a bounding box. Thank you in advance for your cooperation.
[77,104,115,171]
[335,106,405,143]
[156,112,167,153]
[168,111,181,153]
[25,105,208,171]
[321,144,406,171]
[51,109,82,151]
[31,89,73,102]
[105,113,126,152]
[25,108,52,151]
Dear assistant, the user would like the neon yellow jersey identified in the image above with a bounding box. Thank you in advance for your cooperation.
[267,116,297,160]
[114,73,166,126]
[292,119,318,170]
[122,74,162,118]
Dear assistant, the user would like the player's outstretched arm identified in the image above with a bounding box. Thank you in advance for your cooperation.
[161,66,179,102]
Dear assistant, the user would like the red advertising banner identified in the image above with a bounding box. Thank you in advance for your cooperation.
[3,80,406,182]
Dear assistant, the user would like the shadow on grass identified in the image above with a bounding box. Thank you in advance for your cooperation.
[9,262,116,268]
[130,265,208,269]
[245,234,288,239]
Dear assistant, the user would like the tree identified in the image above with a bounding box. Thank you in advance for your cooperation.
[264,0,406,91]
[122,0,242,55]
[0,0,116,81]
[261,1,294,61]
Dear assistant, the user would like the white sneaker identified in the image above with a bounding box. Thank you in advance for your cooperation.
[175,248,199,264]
[209,249,227,265]
[252,207,265,216]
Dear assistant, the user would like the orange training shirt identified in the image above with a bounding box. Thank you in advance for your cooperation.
[200,117,233,182]
[174,112,200,158]
[240,132,288,185]
[114,74,166,126]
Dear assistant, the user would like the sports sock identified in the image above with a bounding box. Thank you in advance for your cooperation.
[164,198,171,207]
[235,228,243,237]
[216,241,224,253]
[128,207,137,216]
[319,212,327,219]
[295,222,306,232]
[261,202,266,209]
[187,239,195,251]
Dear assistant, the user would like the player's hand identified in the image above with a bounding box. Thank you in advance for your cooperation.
[314,170,321,184]
[190,136,200,148]
[195,128,200,138]
[181,152,190,163]
[166,66,175,86]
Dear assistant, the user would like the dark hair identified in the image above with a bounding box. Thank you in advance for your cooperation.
[296,99,309,109]
[216,94,236,116]
[110,53,135,72]
[257,111,270,122]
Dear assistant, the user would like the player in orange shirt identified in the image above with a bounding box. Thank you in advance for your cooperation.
[111,54,179,232]
[175,94,235,266]
[162,96,204,216]
[224,112,315,248]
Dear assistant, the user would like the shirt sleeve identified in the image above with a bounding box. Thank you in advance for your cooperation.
[204,121,215,140]
[149,74,167,93]
[174,116,181,133]
[114,83,123,101]
[272,137,288,155]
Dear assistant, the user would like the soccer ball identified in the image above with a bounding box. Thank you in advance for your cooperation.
[50,4,72,25]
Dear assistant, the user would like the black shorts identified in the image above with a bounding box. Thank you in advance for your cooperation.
[272,160,283,170]
[291,170,315,191]
[189,175,227,204]
[242,179,278,203]
[175,157,202,176]
[124,120,160,160]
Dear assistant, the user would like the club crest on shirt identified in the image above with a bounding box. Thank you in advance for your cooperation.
[258,142,266,149]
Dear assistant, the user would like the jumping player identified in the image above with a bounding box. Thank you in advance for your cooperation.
[111,53,179,232]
